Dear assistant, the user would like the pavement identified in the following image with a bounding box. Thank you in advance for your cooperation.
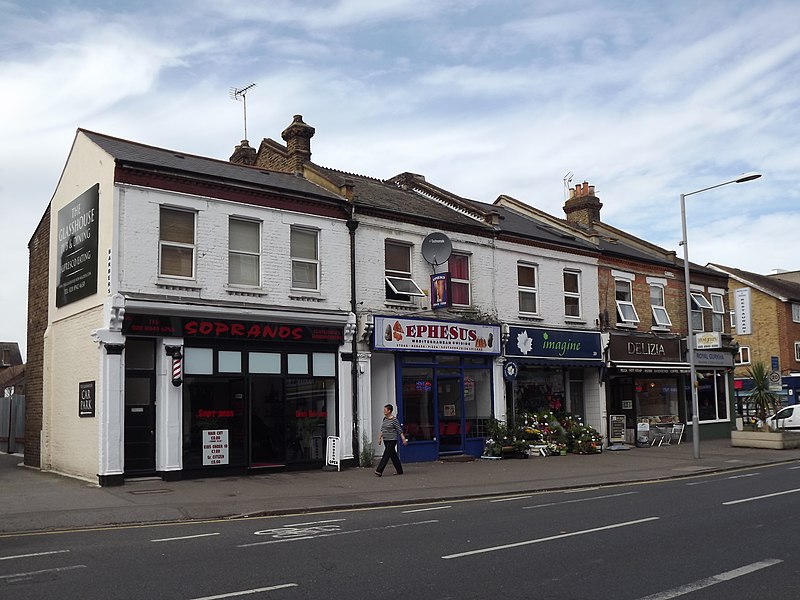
[3,439,800,535]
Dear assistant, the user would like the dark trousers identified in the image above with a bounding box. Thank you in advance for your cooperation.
[376,440,403,474]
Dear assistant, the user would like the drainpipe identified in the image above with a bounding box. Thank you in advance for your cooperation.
[346,214,360,460]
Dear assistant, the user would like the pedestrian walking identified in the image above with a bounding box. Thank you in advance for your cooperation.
[375,404,408,476]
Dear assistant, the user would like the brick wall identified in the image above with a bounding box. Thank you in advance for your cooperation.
[25,206,50,468]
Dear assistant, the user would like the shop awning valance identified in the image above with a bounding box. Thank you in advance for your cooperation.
[515,357,604,368]
[610,361,690,374]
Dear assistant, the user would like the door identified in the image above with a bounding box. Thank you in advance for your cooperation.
[250,377,286,466]
[437,376,464,454]
[124,339,156,474]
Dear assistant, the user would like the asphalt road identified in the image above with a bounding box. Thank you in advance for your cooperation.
[2,463,799,599]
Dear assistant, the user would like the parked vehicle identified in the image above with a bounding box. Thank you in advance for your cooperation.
[767,405,800,431]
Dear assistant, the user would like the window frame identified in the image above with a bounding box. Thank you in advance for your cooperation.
[563,270,582,319]
[795,342,800,362]
[649,284,672,327]
[159,206,196,279]
[290,226,320,292]
[615,279,639,324]
[792,303,800,323]
[385,240,425,300]
[449,252,471,307]
[228,217,261,287]
[710,293,725,333]
[690,293,711,332]
[517,262,539,316]
[735,346,751,365]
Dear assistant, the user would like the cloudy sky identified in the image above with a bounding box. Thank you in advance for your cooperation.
[2,0,798,359]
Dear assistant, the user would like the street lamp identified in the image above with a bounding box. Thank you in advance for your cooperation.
[681,171,761,459]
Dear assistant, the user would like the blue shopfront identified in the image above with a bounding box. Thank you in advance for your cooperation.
[373,316,501,462]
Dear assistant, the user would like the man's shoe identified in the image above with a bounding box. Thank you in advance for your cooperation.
[374,471,382,477]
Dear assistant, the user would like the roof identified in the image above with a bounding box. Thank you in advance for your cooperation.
[708,264,800,302]
[0,342,23,367]
[80,130,345,204]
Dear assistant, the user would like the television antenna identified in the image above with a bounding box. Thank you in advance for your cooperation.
[563,171,574,201]
[230,83,256,140]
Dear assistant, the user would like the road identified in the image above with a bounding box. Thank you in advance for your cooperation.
[2,463,799,599]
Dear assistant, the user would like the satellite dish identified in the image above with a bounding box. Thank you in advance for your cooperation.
[421,232,452,266]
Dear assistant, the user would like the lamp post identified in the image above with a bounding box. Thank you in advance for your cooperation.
[681,171,761,459]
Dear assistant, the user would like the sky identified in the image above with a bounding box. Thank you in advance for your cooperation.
[2,0,799,360]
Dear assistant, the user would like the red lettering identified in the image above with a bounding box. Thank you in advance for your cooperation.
[278,326,292,338]
[199,321,214,335]
[262,325,277,338]
[450,326,459,339]
[231,323,245,336]
[185,321,198,335]
[469,330,477,341]
[215,322,230,336]
[406,325,416,337]
[247,324,261,338]
[292,327,303,340]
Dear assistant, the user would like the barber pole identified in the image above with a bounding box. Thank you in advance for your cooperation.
[172,353,183,387]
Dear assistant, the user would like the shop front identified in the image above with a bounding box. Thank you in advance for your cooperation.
[503,326,604,432]
[121,312,345,479]
[372,316,501,462]
[693,349,735,439]
[606,333,689,445]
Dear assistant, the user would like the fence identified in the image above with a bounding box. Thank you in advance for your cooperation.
[0,393,25,454]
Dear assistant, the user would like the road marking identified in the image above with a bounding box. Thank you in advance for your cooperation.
[522,491,637,509]
[788,465,800,470]
[402,505,451,513]
[489,495,533,503]
[727,473,760,479]
[0,565,86,581]
[723,488,800,505]
[151,532,220,543]
[634,558,783,599]
[441,516,659,559]
[190,583,298,599]
[0,549,69,561]
[240,520,437,547]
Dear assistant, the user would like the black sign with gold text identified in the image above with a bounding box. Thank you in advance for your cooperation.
[56,184,99,307]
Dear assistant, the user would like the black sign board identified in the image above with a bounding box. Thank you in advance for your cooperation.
[609,415,626,444]
[56,184,99,307]
[79,381,95,418]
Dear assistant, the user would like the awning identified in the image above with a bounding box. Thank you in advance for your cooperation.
[514,357,604,369]
[610,361,690,374]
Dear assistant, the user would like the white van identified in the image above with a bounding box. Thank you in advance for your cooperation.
[767,405,800,431]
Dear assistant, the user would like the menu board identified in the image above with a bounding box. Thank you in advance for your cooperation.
[609,415,626,444]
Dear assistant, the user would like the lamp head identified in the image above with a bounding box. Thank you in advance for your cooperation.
[735,171,762,183]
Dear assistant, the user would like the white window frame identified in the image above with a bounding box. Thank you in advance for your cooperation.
[385,241,425,300]
[290,226,320,291]
[449,252,471,307]
[710,293,725,333]
[795,342,800,362]
[517,262,539,316]
[735,346,751,365]
[615,279,639,324]
[690,292,711,332]
[649,284,671,327]
[793,303,800,323]
[563,270,582,319]
[159,206,196,279]
[228,217,261,286]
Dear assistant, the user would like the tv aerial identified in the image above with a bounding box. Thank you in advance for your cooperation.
[230,83,256,140]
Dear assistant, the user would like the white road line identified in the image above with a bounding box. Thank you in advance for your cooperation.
[789,466,800,470]
[727,473,760,479]
[151,533,220,543]
[240,520,438,547]
[288,519,345,527]
[441,516,659,559]
[489,495,533,503]
[522,491,637,509]
[723,488,800,505]
[190,583,298,600]
[402,505,452,513]
[0,565,86,580]
[0,549,70,561]
[634,558,783,599]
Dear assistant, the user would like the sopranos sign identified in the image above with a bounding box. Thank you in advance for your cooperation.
[373,316,500,354]
[56,184,99,307]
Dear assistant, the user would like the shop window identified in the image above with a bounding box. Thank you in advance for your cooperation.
[615,279,639,324]
[313,353,336,377]
[711,293,725,332]
[286,378,332,461]
[564,270,581,318]
[126,338,155,370]
[691,293,712,332]
[464,369,492,437]
[385,241,425,300]
[650,284,671,327]
[401,367,435,441]
[449,253,471,306]
[184,347,213,374]
[291,227,319,291]
[288,354,309,375]
[568,369,585,418]
[249,352,281,374]
[735,346,751,365]
[696,370,728,422]
[635,378,679,422]
[518,263,538,315]
[159,207,195,278]
[229,218,261,286]
[218,351,242,373]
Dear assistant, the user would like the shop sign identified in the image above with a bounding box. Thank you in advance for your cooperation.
[79,381,95,418]
[430,272,452,309]
[373,316,500,354]
[123,314,343,344]
[695,350,733,368]
[695,331,720,349]
[505,326,601,360]
[734,288,752,335]
[56,184,99,307]
[203,429,229,466]
[609,334,681,363]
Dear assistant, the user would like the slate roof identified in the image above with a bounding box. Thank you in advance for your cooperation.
[0,342,23,367]
[708,264,800,302]
[80,130,345,203]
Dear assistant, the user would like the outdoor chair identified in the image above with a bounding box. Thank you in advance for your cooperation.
[663,423,684,445]
[650,425,668,447]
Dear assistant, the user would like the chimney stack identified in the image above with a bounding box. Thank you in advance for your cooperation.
[281,114,315,175]
[229,139,257,166]
[563,180,602,227]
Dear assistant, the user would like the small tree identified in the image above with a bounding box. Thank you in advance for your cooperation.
[746,361,779,431]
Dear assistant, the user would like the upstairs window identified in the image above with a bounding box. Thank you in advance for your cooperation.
[711,293,725,333]
[449,253,471,306]
[564,270,581,318]
[735,346,751,365]
[615,279,639,324]
[385,241,424,301]
[691,292,712,332]
[650,284,671,327]
[517,263,538,315]
[159,207,195,278]
[228,218,261,286]
[793,303,800,323]
[291,227,319,291]
[795,342,800,362]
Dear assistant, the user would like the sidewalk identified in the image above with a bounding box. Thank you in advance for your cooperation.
[3,439,800,534]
